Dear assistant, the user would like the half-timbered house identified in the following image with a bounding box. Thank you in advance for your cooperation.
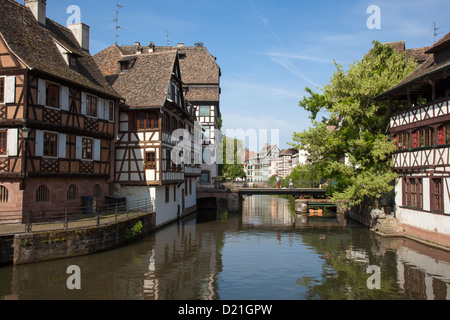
[107,42,222,189]
[0,0,121,222]
[377,32,450,241]
[94,43,200,227]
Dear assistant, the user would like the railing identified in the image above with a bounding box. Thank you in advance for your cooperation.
[221,180,323,190]
[0,198,155,235]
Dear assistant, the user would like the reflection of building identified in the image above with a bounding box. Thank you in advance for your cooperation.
[242,195,293,226]
[395,244,450,299]
[142,216,223,300]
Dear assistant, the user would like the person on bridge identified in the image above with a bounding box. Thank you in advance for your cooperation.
[289,178,294,189]
[276,176,281,189]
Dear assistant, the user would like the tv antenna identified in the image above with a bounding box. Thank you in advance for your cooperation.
[434,22,442,43]
[165,30,172,46]
[113,4,124,44]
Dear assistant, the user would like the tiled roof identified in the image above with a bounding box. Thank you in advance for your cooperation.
[377,33,450,100]
[104,51,177,107]
[0,0,120,98]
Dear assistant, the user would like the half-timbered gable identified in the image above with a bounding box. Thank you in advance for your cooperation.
[378,32,450,238]
[0,0,121,221]
[95,43,200,227]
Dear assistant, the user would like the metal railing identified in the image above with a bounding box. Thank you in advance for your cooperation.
[0,198,155,235]
[221,180,323,189]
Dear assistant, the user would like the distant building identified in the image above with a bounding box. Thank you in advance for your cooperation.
[278,148,299,178]
[377,33,450,242]
[245,144,280,182]
[0,0,121,222]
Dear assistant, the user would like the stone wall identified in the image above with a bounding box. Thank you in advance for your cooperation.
[11,212,155,265]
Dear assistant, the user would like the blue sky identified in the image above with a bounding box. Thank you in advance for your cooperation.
[43,0,450,149]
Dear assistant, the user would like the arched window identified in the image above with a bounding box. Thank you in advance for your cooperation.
[93,184,102,199]
[0,185,8,202]
[67,184,78,200]
[36,185,49,202]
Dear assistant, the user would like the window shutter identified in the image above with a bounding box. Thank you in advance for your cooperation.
[5,76,15,104]
[413,132,418,148]
[35,130,43,157]
[7,128,18,156]
[38,79,46,106]
[61,86,69,111]
[81,92,86,115]
[94,139,101,161]
[58,133,66,158]
[76,136,82,159]
[439,129,445,145]
[98,98,105,119]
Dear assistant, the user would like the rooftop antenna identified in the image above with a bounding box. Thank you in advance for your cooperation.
[113,4,124,44]
[165,30,172,46]
[434,22,442,43]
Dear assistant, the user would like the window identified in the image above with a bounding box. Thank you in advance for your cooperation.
[93,184,102,199]
[173,185,176,201]
[69,55,77,68]
[0,186,8,203]
[133,111,159,130]
[43,132,58,157]
[438,123,450,145]
[67,184,78,200]
[185,180,188,196]
[395,132,410,150]
[46,83,60,108]
[189,179,192,195]
[202,126,210,140]
[0,130,6,155]
[166,149,171,171]
[108,101,114,121]
[431,178,444,212]
[86,95,98,117]
[145,152,156,169]
[200,106,210,116]
[403,178,422,209]
[414,128,434,148]
[82,138,93,160]
[165,186,170,203]
[201,170,210,184]
[0,78,4,104]
[36,185,50,202]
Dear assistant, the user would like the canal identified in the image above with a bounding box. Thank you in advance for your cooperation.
[0,195,449,300]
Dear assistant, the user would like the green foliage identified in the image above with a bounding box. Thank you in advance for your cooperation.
[125,221,143,240]
[218,135,246,180]
[290,41,418,209]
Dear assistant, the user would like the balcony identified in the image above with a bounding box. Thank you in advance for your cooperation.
[389,96,450,132]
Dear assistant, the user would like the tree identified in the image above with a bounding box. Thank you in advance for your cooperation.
[290,41,418,209]
[218,135,246,180]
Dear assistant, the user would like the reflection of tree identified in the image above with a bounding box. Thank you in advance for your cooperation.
[296,234,404,300]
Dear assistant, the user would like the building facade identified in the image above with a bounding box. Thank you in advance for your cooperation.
[378,33,450,241]
[94,43,201,227]
[0,0,121,222]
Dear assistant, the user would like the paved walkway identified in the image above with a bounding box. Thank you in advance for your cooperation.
[0,211,153,235]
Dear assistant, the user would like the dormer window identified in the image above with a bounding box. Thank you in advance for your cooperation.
[119,58,136,72]
[69,55,78,68]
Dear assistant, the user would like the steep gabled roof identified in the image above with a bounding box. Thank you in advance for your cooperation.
[0,0,120,98]
[104,51,178,107]
[377,32,450,101]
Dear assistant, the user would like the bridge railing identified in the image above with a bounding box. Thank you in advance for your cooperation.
[221,180,323,190]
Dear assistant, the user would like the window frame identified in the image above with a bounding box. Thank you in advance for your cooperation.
[82,137,93,160]
[199,105,210,117]
[145,151,156,169]
[86,94,98,117]
[67,184,78,200]
[0,77,4,104]
[431,178,444,213]
[36,185,50,202]
[43,132,58,158]
[0,130,7,156]
[0,185,8,203]
[46,82,61,109]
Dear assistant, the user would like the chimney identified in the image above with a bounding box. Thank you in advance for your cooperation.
[67,23,90,53]
[25,0,47,26]
[148,42,155,53]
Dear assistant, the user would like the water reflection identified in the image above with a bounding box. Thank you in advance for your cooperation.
[0,195,449,300]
